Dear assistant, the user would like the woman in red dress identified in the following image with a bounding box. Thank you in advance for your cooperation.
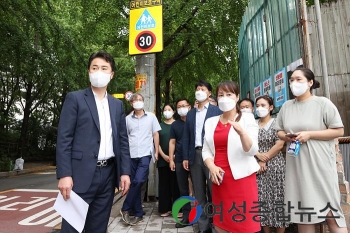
[202,81,260,233]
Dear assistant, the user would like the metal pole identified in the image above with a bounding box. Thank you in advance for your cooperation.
[135,54,158,198]
[314,0,330,99]
[136,54,156,111]
[300,0,313,71]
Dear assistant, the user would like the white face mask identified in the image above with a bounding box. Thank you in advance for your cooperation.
[195,90,207,102]
[218,97,236,112]
[241,108,253,114]
[177,107,189,117]
[133,101,144,110]
[256,107,269,118]
[89,71,111,88]
[290,82,309,97]
[163,110,174,119]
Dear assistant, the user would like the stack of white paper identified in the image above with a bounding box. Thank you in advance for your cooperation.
[53,191,89,233]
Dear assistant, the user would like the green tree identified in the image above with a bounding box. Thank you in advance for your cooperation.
[0,0,248,159]
[0,0,84,158]
[155,0,248,117]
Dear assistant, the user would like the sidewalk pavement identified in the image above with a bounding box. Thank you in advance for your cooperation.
[107,194,199,233]
[0,163,301,233]
[51,190,199,233]
[4,163,199,233]
[1,163,200,232]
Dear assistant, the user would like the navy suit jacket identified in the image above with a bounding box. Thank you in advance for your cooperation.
[56,87,131,193]
[182,104,222,165]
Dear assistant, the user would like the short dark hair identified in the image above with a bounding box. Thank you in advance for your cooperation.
[255,95,273,106]
[88,51,116,72]
[255,95,274,115]
[175,98,190,107]
[209,95,217,101]
[216,81,240,96]
[238,98,254,107]
[216,81,242,122]
[162,104,175,112]
[195,80,213,92]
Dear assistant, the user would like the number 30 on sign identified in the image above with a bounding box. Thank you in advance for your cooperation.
[135,31,156,52]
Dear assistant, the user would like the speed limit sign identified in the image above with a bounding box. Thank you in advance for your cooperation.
[135,31,156,52]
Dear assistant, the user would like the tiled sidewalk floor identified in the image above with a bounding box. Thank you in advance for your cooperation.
[108,196,199,233]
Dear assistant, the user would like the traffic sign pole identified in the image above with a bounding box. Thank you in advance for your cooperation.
[129,1,161,198]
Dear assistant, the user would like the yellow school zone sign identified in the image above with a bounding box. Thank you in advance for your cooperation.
[129,0,163,55]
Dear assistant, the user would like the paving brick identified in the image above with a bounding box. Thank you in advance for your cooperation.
[107,199,201,233]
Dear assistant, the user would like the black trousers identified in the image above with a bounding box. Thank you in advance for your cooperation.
[157,166,180,213]
[175,162,191,221]
[190,148,212,231]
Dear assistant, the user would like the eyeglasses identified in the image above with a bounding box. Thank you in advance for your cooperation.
[177,105,189,108]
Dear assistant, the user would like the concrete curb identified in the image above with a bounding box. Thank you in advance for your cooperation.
[0,165,56,178]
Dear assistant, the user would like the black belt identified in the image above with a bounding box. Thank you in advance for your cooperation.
[97,157,114,167]
[195,146,202,150]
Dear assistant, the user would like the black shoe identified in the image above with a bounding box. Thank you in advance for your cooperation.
[175,219,191,228]
[197,229,212,233]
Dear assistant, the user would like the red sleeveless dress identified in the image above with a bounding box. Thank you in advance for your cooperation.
[212,121,260,233]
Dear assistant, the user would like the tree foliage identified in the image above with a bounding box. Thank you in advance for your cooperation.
[155,0,248,117]
[0,0,85,158]
[0,0,247,160]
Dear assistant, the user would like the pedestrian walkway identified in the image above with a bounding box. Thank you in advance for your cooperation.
[1,162,201,233]
[108,195,199,233]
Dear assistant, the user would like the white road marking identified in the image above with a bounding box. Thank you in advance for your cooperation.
[14,189,59,192]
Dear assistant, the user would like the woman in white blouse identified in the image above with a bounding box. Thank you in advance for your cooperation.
[202,81,260,233]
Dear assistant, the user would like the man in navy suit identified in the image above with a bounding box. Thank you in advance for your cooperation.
[56,51,131,233]
[182,80,222,233]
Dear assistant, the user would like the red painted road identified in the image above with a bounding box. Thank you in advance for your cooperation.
[0,189,60,233]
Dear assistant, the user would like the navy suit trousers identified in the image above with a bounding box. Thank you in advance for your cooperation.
[61,163,116,233]
[122,156,151,218]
